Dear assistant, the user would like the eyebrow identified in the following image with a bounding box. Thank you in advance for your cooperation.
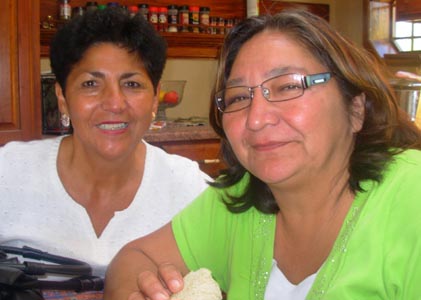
[226,66,309,87]
[87,71,143,80]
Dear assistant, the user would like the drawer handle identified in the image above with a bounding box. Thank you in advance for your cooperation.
[198,159,220,164]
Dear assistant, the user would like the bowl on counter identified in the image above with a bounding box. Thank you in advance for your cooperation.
[156,80,187,121]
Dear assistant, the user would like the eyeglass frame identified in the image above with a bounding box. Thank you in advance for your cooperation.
[215,72,332,113]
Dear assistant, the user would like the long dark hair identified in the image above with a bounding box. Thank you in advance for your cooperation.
[209,10,421,214]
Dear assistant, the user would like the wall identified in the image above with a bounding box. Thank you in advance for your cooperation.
[40,0,364,119]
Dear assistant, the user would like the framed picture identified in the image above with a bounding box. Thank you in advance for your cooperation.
[41,74,71,135]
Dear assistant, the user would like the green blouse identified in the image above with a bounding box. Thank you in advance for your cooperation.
[172,149,421,300]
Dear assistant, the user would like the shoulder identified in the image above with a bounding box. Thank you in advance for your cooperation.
[380,149,421,193]
[174,174,259,228]
[390,148,421,170]
[0,137,62,166]
[359,149,421,239]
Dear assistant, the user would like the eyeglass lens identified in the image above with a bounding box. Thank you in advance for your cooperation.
[216,72,330,113]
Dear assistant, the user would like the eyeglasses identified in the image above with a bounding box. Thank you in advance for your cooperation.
[215,72,331,113]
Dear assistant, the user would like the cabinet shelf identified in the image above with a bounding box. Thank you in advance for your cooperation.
[40,28,226,59]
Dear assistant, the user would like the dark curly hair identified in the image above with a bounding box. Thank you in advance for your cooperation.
[209,10,421,214]
[50,7,167,96]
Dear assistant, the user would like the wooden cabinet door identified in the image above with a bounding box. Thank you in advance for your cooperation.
[0,0,41,145]
[396,0,421,21]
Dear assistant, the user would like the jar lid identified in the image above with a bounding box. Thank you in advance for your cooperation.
[189,6,200,11]
[138,3,149,8]
[128,5,138,12]
[168,5,178,9]
[149,6,159,12]
[179,5,189,10]
[86,1,98,6]
[200,7,210,12]
[159,6,168,12]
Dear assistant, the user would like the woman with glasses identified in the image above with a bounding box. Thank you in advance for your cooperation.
[105,10,421,300]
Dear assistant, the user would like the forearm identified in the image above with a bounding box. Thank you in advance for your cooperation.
[104,242,157,300]
[103,223,188,300]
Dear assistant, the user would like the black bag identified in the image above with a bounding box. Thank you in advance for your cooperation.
[0,245,104,300]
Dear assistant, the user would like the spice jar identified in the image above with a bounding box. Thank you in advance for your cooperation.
[58,0,72,20]
[85,1,98,12]
[72,6,84,18]
[210,17,217,34]
[225,19,234,34]
[167,5,178,32]
[199,7,210,33]
[158,6,168,32]
[178,5,189,33]
[128,5,138,18]
[107,2,119,8]
[189,6,200,33]
[149,6,159,30]
[217,17,225,34]
[138,4,149,20]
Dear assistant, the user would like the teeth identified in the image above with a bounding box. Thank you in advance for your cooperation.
[97,123,128,130]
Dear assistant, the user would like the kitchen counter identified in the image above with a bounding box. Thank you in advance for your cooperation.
[144,120,219,143]
[144,120,224,177]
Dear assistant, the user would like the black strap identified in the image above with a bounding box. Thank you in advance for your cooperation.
[0,246,104,293]
[0,246,92,276]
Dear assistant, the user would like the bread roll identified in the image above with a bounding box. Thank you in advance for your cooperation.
[170,268,222,300]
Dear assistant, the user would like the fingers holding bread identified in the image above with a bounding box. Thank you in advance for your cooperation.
[170,268,222,300]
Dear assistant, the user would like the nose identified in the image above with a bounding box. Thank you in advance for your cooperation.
[101,84,127,113]
[246,86,279,131]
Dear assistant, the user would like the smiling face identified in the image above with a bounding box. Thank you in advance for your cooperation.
[56,43,158,160]
[222,30,364,189]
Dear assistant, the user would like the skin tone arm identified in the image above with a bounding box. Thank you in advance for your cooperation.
[104,223,189,300]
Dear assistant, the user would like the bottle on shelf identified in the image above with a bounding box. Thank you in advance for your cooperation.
[199,7,210,33]
[189,6,200,33]
[58,0,72,20]
[149,6,159,30]
[138,3,149,20]
[128,5,138,18]
[167,5,178,33]
[178,5,189,33]
[158,6,168,32]
[85,1,98,12]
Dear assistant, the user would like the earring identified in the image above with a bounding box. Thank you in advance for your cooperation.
[61,114,70,128]
[152,112,156,121]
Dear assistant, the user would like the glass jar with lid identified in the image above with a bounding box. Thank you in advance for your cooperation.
[58,0,72,20]
[85,1,98,12]
[138,4,149,20]
[167,5,178,32]
[158,6,168,32]
[178,5,189,32]
[189,6,200,33]
[199,7,210,33]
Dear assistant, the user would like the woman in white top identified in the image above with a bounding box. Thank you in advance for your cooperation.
[0,8,210,277]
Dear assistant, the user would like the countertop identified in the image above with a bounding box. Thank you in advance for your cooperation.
[143,120,219,143]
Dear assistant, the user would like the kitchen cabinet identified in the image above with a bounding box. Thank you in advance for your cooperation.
[156,139,224,178]
[39,0,247,59]
[0,0,42,145]
[396,0,421,21]
[144,125,225,178]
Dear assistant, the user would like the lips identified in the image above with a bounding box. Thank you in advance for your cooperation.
[250,140,289,151]
[97,122,128,130]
